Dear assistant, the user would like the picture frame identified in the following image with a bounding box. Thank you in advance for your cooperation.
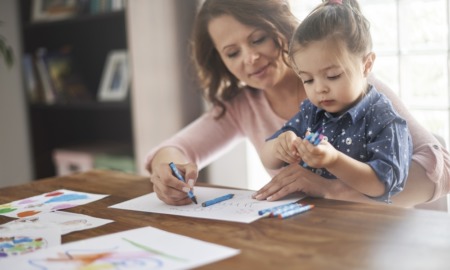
[32,0,79,22]
[98,50,130,102]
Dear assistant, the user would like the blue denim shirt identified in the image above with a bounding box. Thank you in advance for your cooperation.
[268,86,412,203]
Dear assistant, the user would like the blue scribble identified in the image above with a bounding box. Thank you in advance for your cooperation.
[44,194,88,204]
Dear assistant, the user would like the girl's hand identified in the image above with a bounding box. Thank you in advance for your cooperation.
[274,131,302,164]
[149,162,198,205]
[294,139,338,168]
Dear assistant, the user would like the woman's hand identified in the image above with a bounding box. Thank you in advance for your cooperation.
[253,163,370,203]
[253,163,327,201]
[149,161,199,206]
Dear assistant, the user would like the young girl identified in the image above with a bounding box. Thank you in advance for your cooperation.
[260,0,412,203]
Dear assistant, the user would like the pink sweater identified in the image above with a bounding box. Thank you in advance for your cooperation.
[146,79,450,201]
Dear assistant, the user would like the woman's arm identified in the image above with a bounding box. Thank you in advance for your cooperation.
[145,104,245,205]
[369,74,450,206]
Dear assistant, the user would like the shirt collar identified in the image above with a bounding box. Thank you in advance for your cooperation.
[315,85,376,124]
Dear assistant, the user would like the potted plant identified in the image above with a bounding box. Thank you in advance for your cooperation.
[0,20,14,68]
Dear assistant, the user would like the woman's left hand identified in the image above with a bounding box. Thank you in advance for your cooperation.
[253,163,368,203]
[253,163,328,201]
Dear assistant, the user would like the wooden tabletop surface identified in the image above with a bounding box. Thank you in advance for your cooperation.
[1,169,449,270]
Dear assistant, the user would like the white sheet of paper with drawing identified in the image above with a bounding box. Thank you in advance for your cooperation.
[4,211,113,235]
[110,187,305,223]
[0,226,239,270]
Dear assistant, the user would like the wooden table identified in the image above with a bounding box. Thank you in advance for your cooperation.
[1,170,449,270]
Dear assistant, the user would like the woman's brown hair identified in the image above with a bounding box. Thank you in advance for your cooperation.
[191,0,298,118]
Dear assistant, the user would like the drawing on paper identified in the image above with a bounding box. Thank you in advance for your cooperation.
[167,192,262,214]
[4,212,114,235]
[0,236,47,258]
[0,189,108,218]
[110,187,304,223]
[0,227,239,270]
[26,238,186,270]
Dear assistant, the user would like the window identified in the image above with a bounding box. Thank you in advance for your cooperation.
[289,0,450,146]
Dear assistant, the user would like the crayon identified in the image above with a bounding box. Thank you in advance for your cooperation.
[202,193,234,207]
[278,204,314,219]
[258,202,299,216]
[169,162,197,204]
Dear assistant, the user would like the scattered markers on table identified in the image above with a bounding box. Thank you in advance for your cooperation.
[258,202,314,219]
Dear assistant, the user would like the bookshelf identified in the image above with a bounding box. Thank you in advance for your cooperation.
[19,0,133,179]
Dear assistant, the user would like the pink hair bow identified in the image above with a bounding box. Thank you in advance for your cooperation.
[329,0,343,4]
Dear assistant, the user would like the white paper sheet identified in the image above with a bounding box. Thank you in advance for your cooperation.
[0,189,108,218]
[110,187,304,223]
[0,222,61,259]
[0,226,240,270]
[3,211,113,235]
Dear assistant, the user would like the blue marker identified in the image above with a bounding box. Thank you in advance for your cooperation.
[169,162,197,204]
[271,203,302,216]
[202,193,234,207]
[302,129,325,168]
[257,202,298,216]
[278,204,314,219]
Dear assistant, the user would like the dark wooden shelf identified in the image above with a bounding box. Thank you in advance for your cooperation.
[29,101,130,111]
[20,0,133,179]
[23,10,125,29]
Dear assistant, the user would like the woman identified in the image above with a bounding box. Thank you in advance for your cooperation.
[146,0,450,207]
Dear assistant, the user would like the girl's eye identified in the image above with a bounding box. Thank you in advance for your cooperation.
[303,79,313,84]
[328,73,342,80]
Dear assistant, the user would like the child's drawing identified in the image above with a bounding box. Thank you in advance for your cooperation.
[0,226,239,270]
[0,189,108,218]
[110,187,304,223]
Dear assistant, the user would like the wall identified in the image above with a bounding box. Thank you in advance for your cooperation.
[127,0,203,175]
[127,0,256,189]
[0,0,33,187]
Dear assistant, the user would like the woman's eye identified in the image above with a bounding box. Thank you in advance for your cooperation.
[226,51,239,58]
[253,36,267,44]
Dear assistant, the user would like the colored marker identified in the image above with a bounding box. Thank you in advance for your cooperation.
[271,203,302,216]
[278,204,314,219]
[258,202,298,216]
[169,162,197,204]
[202,193,234,207]
[303,129,326,168]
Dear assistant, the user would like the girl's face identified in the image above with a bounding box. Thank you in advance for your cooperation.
[291,39,374,115]
[208,15,290,91]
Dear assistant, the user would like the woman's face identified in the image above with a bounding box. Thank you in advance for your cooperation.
[208,15,289,91]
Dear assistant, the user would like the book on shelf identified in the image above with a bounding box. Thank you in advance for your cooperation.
[35,48,56,103]
[82,0,126,15]
[30,0,126,23]
[25,46,91,104]
[22,54,44,103]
